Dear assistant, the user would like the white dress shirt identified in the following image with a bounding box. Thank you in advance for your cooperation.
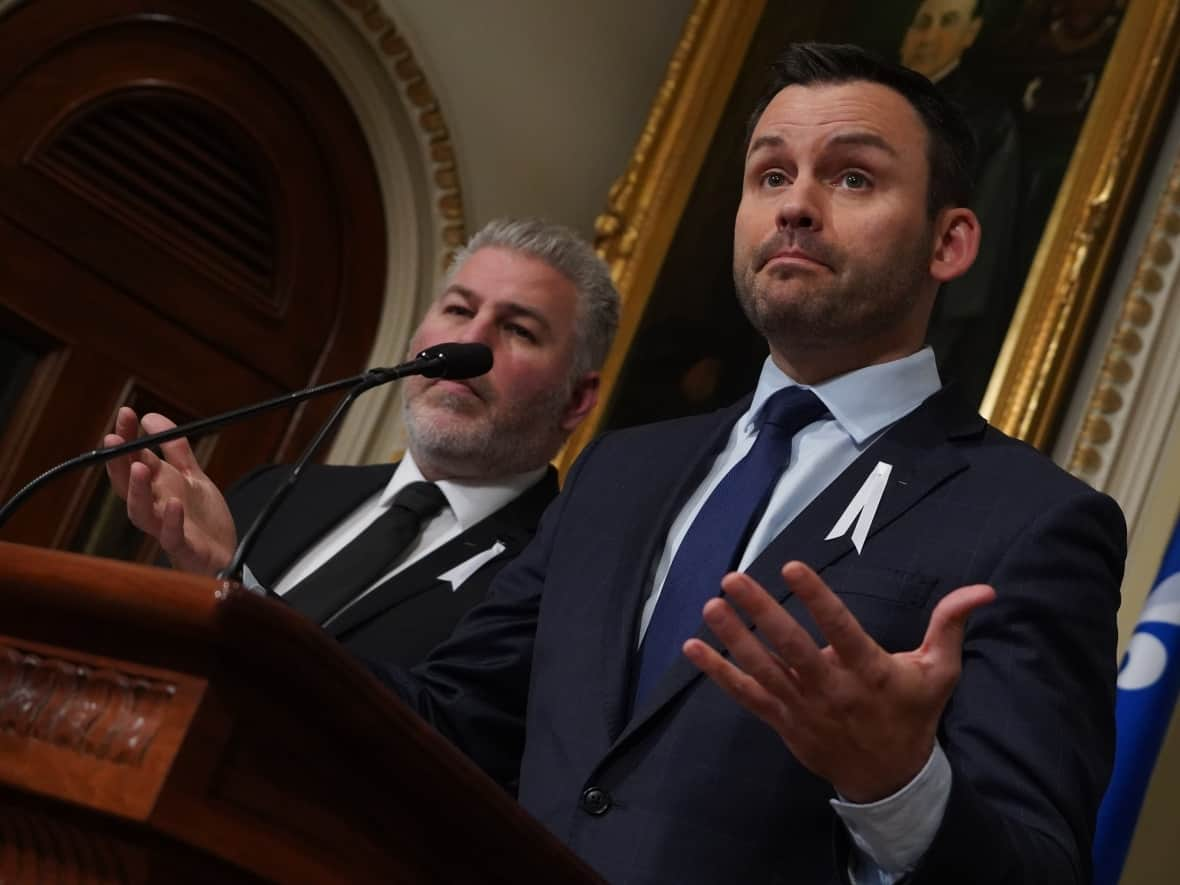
[640,348,950,882]
[262,454,545,618]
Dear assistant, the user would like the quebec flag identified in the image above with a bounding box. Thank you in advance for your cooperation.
[1093,517,1180,884]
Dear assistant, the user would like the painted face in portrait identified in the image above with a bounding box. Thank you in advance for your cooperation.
[900,0,983,82]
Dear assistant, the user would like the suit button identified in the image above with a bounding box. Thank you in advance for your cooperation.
[580,787,612,816]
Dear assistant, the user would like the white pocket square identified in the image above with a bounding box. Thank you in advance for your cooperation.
[438,541,507,590]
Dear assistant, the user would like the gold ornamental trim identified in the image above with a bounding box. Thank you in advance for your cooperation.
[558,0,767,473]
[1068,154,1180,478]
[333,0,468,266]
[981,0,1180,447]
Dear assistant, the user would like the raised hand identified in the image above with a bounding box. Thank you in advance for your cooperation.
[104,406,237,575]
[684,561,995,802]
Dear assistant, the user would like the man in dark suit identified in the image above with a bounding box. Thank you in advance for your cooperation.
[371,45,1124,883]
[103,218,620,665]
[219,455,556,664]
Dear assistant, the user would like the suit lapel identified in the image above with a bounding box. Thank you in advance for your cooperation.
[617,387,984,742]
[596,401,751,741]
[322,469,559,638]
[749,420,973,591]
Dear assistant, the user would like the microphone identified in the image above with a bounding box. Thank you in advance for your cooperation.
[411,342,493,380]
[0,343,493,531]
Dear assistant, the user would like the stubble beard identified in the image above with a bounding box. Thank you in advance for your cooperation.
[403,379,572,478]
[735,228,931,355]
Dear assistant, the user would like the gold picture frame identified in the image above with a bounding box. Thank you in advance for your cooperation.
[559,0,1180,473]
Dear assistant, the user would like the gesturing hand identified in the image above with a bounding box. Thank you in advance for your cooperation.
[104,406,237,576]
[684,561,994,803]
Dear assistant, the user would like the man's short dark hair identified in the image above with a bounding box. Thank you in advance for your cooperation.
[745,43,976,217]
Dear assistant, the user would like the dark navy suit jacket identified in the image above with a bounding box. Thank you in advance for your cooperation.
[228,462,558,665]
[376,388,1124,884]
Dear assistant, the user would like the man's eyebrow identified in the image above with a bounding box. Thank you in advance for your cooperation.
[443,283,478,300]
[745,130,900,161]
[827,131,899,157]
[441,285,552,331]
[746,134,784,159]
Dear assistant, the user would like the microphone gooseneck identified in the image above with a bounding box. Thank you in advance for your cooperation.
[219,342,492,580]
[0,343,494,533]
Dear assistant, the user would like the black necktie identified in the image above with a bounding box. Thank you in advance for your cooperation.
[632,386,828,706]
[282,481,447,625]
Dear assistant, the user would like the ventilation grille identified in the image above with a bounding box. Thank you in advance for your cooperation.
[34,91,277,299]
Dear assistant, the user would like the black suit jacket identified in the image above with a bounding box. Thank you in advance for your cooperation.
[376,387,1124,884]
[227,461,558,665]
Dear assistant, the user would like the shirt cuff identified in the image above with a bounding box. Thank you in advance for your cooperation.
[829,741,951,877]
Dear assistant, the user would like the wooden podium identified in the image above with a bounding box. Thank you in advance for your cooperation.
[0,541,603,883]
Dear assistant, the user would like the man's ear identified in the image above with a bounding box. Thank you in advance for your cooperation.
[929,207,980,284]
[560,372,600,431]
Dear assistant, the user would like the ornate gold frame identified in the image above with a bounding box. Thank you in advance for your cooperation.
[982,0,1180,447]
[559,0,1179,473]
[1066,156,1180,483]
[558,0,767,472]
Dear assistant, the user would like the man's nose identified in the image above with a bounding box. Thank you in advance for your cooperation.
[455,314,497,346]
[775,179,823,232]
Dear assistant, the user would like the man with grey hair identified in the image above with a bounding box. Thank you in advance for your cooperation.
[104,217,619,664]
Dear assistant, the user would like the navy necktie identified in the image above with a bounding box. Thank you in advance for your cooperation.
[632,386,828,706]
[282,480,447,625]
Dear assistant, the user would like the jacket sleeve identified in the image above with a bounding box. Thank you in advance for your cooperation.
[364,436,606,789]
[856,485,1125,884]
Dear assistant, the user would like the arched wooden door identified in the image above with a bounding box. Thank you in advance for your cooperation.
[0,0,387,560]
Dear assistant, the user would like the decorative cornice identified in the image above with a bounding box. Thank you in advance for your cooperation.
[333,0,467,267]
[0,644,175,766]
[1068,158,1180,482]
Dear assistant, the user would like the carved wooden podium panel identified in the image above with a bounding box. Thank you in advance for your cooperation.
[0,542,603,883]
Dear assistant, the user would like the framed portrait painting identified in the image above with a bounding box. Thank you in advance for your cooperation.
[560,0,1179,471]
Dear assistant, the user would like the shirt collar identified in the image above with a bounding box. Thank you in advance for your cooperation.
[745,347,942,445]
[378,452,547,530]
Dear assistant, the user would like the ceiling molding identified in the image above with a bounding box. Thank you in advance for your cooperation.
[332,0,468,266]
[247,0,460,464]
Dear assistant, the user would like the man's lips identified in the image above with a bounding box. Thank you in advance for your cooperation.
[425,377,485,401]
[754,235,835,273]
[762,249,830,271]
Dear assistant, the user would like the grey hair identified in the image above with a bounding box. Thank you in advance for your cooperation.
[446,218,620,380]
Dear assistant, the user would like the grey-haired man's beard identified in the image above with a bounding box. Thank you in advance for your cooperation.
[403,382,571,476]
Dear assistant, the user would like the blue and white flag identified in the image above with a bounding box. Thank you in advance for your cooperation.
[1093,516,1180,884]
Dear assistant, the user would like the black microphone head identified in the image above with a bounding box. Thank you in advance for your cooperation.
[416,342,493,379]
